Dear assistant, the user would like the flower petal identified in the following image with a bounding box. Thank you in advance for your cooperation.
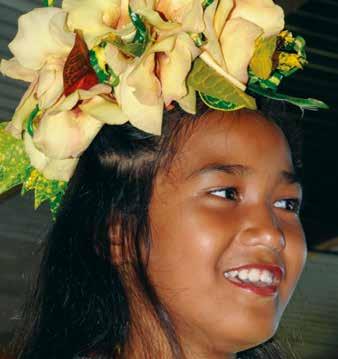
[115,64,163,135]
[6,79,38,138]
[55,84,112,112]
[24,132,49,172]
[201,0,227,69]
[214,0,234,38]
[9,8,75,70]
[136,8,180,31]
[177,85,196,114]
[63,0,121,47]
[37,58,65,109]
[124,36,176,107]
[159,33,200,105]
[42,157,78,181]
[79,96,129,125]
[24,132,78,181]
[181,0,205,33]
[0,58,36,82]
[127,54,162,106]
[33,109,103,159]
[229,0,284,37]
[156,0,204,32]
[104,44,129,75]
[220,18,263,84]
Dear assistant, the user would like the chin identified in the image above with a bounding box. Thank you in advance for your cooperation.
[228,319,280,353]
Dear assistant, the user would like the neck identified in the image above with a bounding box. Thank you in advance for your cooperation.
[178,332,237,359]
[119,265,175,359]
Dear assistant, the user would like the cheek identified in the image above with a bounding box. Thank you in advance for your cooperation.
[147,198,236,307]
[149,199,235,271]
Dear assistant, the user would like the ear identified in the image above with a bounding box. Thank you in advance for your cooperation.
[109,223,125,265]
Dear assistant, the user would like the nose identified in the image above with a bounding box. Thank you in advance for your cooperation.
[238,205,286,253]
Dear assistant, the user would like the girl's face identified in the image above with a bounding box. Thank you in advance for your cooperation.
[148,110,307,357]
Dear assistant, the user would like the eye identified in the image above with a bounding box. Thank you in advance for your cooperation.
[209,187,239,201]
[274,198,301,213]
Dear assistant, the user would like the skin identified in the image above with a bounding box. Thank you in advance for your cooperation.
[146,110,307,358]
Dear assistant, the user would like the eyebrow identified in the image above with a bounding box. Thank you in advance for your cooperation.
[187,163,252,180]
[187,163,302,186]
[280,170,302,185]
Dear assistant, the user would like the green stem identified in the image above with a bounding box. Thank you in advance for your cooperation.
[26,105,40,137]
[248,84,329,110]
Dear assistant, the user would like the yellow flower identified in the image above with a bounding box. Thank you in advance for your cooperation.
[8,8,75,71]
[113,35,200,134]
[156,0,204,32]
[19,84,128,181]
[158,33,200,106]
[32,85,125,161]
[24,132,78,181]
[201,0,284,85]
[1,7,76,137]
[62,0,123,48]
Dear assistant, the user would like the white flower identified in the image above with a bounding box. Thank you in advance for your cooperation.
[202,0,284,85]
[25,85,128,180]
[24,132,78,181]
[156,0,204,32]
[62,0,122,47]
[1,7,76,137]
[8,8,75,71]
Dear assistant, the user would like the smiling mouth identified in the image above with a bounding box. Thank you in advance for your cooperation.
[224,275,278,297]
[223,266,283,297]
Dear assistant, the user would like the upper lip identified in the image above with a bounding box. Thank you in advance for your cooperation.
[224,263,285,282]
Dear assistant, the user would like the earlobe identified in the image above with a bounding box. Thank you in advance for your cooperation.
[109,224,124,265]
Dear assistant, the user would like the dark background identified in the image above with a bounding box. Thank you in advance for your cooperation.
[277,0,338,248]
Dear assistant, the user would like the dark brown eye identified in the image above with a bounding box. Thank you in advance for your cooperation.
[274,198,301,213]
[210,187,238,201]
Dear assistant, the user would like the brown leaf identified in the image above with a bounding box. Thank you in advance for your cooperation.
[63,31,98,96]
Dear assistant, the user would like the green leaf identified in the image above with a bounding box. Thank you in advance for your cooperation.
[189,32,207,47]
[248,84,330,110]
[129,6,148,45]
[202,0,214,9]
[0,122,30,194]
[123,6,149,57]
[26,105,40,137]
[187,58,257,110]
[199,93,240,111]
[22,167,67,219]
[248,69,283,92]
[89,49,120,87]
[105,8,150,58]
[42,0,54,6]
[110,38,146,58]
[250,36,277,80]
[0,122,67,219]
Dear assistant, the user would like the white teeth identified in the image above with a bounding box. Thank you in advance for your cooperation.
[260,270,273,284]
[248,268,260,282]
[224,270,238,278]
[224,268,275,285]
[238,269,249,281]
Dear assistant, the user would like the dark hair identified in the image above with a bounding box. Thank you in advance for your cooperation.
[13,103,302,359]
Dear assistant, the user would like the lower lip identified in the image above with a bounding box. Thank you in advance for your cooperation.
[225,279,278,297]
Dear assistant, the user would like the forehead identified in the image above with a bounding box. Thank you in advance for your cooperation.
[169,110,293,178]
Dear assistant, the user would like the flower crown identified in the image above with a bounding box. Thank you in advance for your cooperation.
[0,0,328,217]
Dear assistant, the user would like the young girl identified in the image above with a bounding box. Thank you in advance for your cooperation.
[0,0,327,358]
[12,106,305,359]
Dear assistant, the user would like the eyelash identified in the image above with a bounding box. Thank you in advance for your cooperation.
[209,187,239,201]
[274,198,301,213]
[209,188,301,213]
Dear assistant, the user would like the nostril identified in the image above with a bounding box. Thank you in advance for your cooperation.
[238,224,286,253]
